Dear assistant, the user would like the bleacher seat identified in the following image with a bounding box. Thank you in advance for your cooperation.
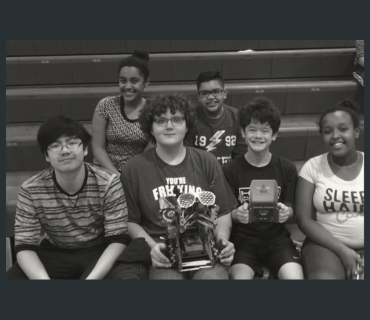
[214,40,260,52]
[6,48,357,86]
[6,80,361,123]
[19,56,74,85]
[33,40,81,56]
[6,58,22,86]
[80,40,127,54]
[71,55,121,84]
[6,40,356,57]
[346,40,356,47]
[285,81,359,115]
[228,83,288,113]
[6,40,35,56]
[127,40,172,53]
[173,52,223,81]
[260,40,307,50]
[269,122,308,161]
[259,40,348,50]
[223,51,273,79]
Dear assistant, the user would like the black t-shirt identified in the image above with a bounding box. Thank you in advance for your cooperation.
[122,147,238,238]
[184,105,248,166]
[222,153,297,243]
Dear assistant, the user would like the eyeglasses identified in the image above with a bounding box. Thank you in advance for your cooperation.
[198,89,224,99]
[177,191,216,208]
[48,141,82,154]
[154,117,185,127]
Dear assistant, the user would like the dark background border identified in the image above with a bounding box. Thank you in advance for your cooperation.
[3,1,368,319]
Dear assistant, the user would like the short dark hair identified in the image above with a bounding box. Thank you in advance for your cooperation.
[239,96,281,134]
[118,50,150,80]
[318,99,362,134]
[37,116,91,156]
[138,94,196,144]
[196,70,224,90]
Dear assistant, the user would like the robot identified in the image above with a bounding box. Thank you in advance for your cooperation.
[160,191,222,272]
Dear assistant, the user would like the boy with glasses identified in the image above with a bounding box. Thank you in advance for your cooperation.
[184,70,248,166]
[122,94,238,279]
[6,116,140,279]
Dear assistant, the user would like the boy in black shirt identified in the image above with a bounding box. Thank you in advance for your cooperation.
[223,97,303,279]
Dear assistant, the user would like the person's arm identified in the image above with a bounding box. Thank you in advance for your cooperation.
[358,57,364,67]
[129,222,171,268]
[277,203,293,223]
[231,203,249,224]
[17,251,50,279]
[15,185,48,279]
[85,243,126,279]
[86,176,129,279]
[92,109,120,177]
[215,213,235,266]
[296,177,361,279]
[356,40,364,67]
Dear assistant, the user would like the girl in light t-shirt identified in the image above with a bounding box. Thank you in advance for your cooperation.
[296,100,364,279]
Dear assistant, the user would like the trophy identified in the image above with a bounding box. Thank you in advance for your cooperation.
[248,180,279,223]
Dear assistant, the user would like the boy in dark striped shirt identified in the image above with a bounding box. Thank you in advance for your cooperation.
[6,116,139,279]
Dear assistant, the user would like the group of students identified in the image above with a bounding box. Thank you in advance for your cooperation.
[6,50,364,280]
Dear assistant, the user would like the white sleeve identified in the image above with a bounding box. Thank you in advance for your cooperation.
[298,158,316,184]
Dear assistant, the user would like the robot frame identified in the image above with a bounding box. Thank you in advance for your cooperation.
[161,191,222,272]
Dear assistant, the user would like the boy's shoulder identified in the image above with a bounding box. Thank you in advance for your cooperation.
[86,163,118,183]
[123,148,157,175]
[223,104,238,115]
[187,146,219,162]
[21,168,54,191]
[271,153,295,165]
[270,153,297,174]
[223,153,245,172]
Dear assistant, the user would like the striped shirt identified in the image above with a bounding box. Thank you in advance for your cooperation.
[15,163,129,254]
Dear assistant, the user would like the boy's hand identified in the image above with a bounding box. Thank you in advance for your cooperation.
[150,243,171,268]
[235,203,249,224]
[278,203,291,223]
[217,238,235,266]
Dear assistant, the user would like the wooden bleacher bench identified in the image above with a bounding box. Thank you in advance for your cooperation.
[6,80,363,124]
[6,114,364,172]
[6,48,356,86]
[6,40,356,57]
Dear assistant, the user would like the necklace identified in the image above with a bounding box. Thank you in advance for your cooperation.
[331,152,359,169]
[67,193,80,209]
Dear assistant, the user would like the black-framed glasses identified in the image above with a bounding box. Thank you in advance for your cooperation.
[198,89,224,99]
[48,141,82,154]
[154,117,185,127]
